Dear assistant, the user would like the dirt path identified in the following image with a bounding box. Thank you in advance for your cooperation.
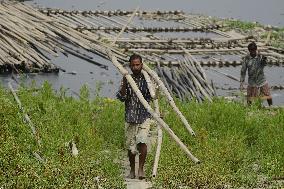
[122,129,157,189]
[123,155,152,189]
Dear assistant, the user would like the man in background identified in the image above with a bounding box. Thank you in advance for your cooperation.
[240,42,272,106]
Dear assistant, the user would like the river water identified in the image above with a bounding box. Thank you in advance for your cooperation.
[30,0,284,26]
[1,0,283,105]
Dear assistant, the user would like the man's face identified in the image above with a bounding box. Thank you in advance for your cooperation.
[130,58,142,75]
[249,48,257,57]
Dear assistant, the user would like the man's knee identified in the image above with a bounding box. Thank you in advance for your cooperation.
[137,143,147,151]
[267,98,273,106]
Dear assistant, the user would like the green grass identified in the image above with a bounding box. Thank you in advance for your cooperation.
[223,19,261,31]
[222,19,284,49]
[0,82,125,188]
[0,83,283,188]
[262,28,284,48]
[148,98,284,188]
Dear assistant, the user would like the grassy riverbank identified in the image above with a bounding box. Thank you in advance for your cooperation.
[220,19,284,48]
[0,83,283,188]
[149,99,284,188]
[0,82,125,188]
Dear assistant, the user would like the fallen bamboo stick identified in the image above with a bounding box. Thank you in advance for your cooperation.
[210,68,240,82]
[8,82,41,145]
[33,152,46,163]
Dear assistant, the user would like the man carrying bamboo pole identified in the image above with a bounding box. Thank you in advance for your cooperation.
[116,54,152,180]
[240,42,272,106]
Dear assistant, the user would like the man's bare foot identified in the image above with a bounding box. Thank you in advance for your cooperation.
[138,169,145,180]
[127,171,135,179]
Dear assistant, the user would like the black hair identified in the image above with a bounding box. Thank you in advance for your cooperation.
[129,54,142,63]
[248,42,257,50]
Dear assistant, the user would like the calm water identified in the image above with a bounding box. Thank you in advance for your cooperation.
[205,66,284,105]
[30,0,284,26]
[1,0,283,105]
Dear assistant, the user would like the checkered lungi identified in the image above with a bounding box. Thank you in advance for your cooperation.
[125,118,153,154]
[247,82,272,100]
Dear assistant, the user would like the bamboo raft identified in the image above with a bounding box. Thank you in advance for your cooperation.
[1,1,284,101]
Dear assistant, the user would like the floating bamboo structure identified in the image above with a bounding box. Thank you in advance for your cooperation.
[215,85,284,91]
[1,1,284,101]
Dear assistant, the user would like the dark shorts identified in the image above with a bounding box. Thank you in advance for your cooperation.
[247,83,271,100]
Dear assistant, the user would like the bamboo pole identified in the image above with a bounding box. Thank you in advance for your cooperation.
[182,50,215,96]
[152,87,162,177]
[33,152,46,163]
[210,68,240,82]
[8,82,41,145]
[142,64,196,136]
[128,47,268,53]
[111,6,139,46]
[141,69,163,176]
[142,70,156,99]
[180,59,212,101]
[107,50,199,163]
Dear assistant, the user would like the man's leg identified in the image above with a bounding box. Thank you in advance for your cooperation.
[136,119,151,179]
[247,85,256,106]
[267,98,273,106]
[247,98,252,106]
[125,122,137,179]
[128,150,136,179]
[261,83,272,106]
[137,143,147,179]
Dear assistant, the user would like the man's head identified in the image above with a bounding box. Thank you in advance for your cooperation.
[129,54,143,75]
[248,42,257,57]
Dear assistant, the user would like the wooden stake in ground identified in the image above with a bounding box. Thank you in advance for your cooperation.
[107,50,200,163]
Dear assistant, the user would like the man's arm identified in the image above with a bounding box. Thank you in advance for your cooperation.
[240,58,247,90]
[116,76,127,102]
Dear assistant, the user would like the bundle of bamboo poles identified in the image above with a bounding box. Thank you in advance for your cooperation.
[0,1,128,73]
[39,9,185,16]
[156,56,215,102]
[0,2,59,73]
[75,26,220,32]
